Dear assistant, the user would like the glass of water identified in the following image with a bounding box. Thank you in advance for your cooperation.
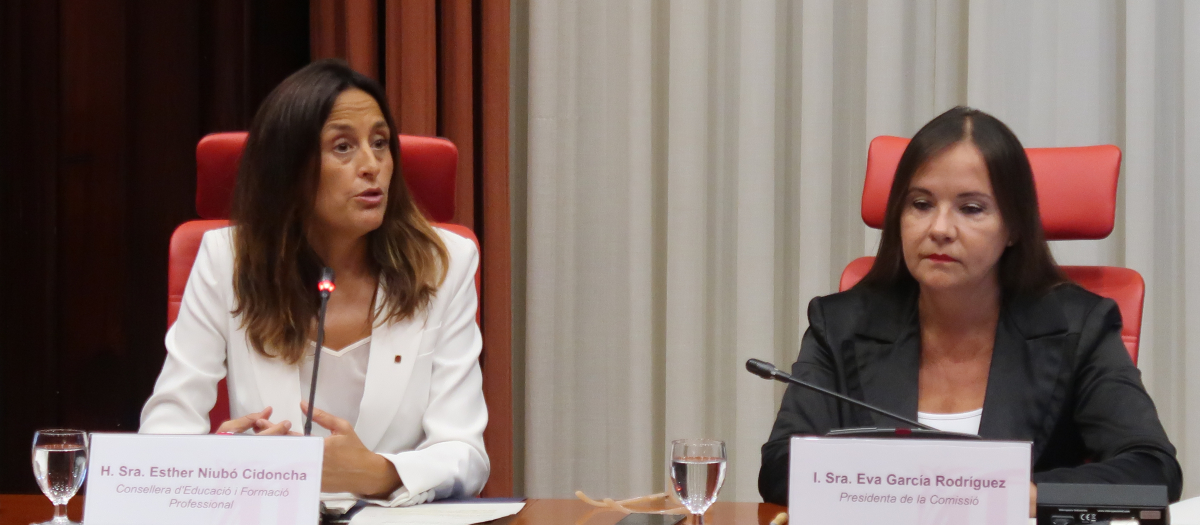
[670,438,727,525]
[31,429,88,525]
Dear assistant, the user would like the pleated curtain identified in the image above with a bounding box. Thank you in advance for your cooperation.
[513,0,1200,502]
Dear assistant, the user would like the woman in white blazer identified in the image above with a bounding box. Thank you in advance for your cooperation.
[140,59,489,507]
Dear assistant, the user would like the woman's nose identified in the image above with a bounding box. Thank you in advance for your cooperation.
[357,142,381,178]
[929,206,955,241]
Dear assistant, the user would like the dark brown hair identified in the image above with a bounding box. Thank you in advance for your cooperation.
[855,106,1064,299]
[230,59,448,363]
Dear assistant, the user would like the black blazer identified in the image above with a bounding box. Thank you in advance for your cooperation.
[758,282,1182,505]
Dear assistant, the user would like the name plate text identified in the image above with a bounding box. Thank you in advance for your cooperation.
[84,433,323,525]
[789,436,1031,525]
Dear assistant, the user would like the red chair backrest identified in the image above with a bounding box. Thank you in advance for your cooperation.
[840,136,1144,363]
[196,132,458,222]
[168,132,477,431]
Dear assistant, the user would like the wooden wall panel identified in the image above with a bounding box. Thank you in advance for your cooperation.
[199,0,249,131]
[0,0,61,494]
[311,0,379,79]
[440,0,475,230]
[386,0,437,136]
[57,0,131,432]
[125,0,203,429]
[0,0,309,493]
[479,0,514,499]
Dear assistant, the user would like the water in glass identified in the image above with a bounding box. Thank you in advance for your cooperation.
[671,457,727,514]
[31,430,88,525]
[670,439,726,525]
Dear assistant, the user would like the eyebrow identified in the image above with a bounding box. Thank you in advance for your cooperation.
[323,121,391,133]
[906,187,994,200]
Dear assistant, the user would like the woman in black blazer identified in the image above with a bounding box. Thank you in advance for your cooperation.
[758,107,1182,511]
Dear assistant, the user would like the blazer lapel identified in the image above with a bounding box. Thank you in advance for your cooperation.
[851,284,921,428]
[354,301,425,451]
[978,292,1070,461]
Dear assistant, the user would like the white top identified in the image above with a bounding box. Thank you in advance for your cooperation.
[299,336,371,437]
[917,408,983,435]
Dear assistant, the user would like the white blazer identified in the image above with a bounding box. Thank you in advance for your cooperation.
[140,226,489,506]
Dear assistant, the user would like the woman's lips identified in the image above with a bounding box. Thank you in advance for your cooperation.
[926,254,958,263]
[355,189,384,206]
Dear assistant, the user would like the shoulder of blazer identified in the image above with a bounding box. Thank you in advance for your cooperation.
[433,226,479,286]
[199,226,236,267]
[810,283,919,345]
[194,226,237,292]
[1005,282,1117,340]
[434,226,478,260]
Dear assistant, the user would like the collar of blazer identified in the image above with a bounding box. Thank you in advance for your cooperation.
[247,287,427,450]
[845,281,1073,460]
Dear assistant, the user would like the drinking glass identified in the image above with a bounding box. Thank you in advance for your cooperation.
[31,429,88,525]
[670,439,727,525]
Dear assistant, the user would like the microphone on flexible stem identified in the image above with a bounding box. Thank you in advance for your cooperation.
[745,358,936,431]
[304,267,336,437]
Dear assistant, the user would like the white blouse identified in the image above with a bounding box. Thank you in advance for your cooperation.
[299,337,372,436]
[917,408,983,435]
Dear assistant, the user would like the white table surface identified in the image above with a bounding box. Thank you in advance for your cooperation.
[1170,495,1200,525]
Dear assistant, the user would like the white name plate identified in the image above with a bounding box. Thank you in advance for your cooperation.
[84,433,323,525]
[790,436,1031,525]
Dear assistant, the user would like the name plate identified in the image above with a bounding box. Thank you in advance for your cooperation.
[84,433,323,525]
[790,436,1031,525]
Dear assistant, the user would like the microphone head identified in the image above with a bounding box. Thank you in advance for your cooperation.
[318,267,336,294]
[745,358,777,379]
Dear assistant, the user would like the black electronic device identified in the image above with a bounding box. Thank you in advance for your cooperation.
[615,514,686,525]
[319,500,365,525]
[1036,483,1168,525]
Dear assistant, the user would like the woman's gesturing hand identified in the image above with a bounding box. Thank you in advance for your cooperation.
[301,402,403,497]
[214,406,295,435]
[1029,482,1037,518]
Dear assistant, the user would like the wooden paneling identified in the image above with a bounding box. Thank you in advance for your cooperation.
[479,0,514,498]
[311,0,379,79]
[0,0,61,494]
[124,0,204,430]
[0,0,309,493]
[385,0,438,136]
[440,0,475,229]
[57,0,131,432]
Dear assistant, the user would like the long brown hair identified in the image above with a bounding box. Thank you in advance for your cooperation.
[855,106,1064,299]
[230,59,449,363]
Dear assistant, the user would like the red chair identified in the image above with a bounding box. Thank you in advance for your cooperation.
[167,131,479,432]
[839,136,1144,363]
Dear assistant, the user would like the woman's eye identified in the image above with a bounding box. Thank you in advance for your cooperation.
[961,203,985,214]
[911,199,933,211]
[372,137,388,149]
[333,142,352,154]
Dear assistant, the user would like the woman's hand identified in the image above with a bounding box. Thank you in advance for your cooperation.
[214,406,295,435]
[1029,482,1037,518]
[301,402,402,497]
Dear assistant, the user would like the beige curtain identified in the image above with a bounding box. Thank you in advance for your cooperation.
[512,0,1200,501]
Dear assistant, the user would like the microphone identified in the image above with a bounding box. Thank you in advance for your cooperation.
[745,358,936,431]
[304,267,336,436]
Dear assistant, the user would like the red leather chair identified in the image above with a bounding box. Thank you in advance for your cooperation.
[167,131,479,432]
[839,136,1144,363]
